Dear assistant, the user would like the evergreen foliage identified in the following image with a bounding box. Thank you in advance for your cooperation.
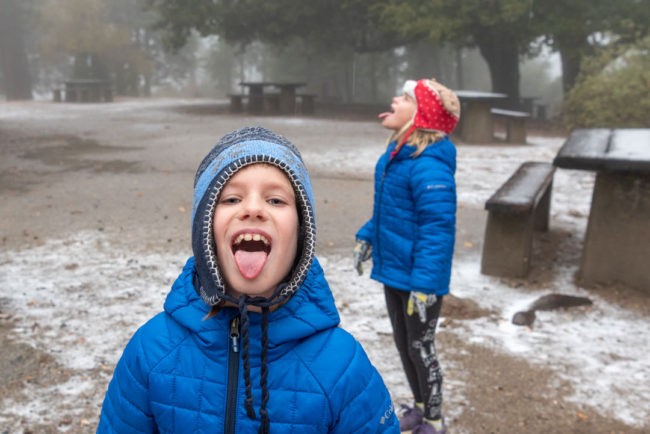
[562,36,650,129]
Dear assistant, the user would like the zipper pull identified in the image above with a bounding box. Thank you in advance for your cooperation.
[230,316,240,353]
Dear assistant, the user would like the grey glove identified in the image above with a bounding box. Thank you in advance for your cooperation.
[353,239,372,275]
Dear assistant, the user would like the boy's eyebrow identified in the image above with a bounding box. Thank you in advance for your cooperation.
[223,180,295,195]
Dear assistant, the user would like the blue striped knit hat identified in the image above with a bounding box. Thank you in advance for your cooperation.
[191,126,316,309]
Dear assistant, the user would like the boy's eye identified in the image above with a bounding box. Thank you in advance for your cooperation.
[268,198,285,205]
[220,197,240,204]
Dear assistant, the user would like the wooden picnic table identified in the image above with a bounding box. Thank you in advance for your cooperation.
[63,79,112,103]
[239,82,306,114]
[454,90,507,143]
[553,128,650,290]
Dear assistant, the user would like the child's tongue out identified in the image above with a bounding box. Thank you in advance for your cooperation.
[378,112,391,119]
[234,249,268,279]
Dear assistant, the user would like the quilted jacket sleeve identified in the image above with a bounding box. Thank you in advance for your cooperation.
[356,217,374,243]
[97,326,157,433]
[324,330,400,433]
[408,155,456,294]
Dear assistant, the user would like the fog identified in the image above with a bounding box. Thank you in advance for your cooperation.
[1,0,568,115]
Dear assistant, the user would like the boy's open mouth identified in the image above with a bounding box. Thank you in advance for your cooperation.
[231,232,271,280]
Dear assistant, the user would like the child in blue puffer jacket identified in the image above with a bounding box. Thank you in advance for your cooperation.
[98,126,399,433]
[354,79,460,434]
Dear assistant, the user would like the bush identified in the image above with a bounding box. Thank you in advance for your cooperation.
[562,37,650,130]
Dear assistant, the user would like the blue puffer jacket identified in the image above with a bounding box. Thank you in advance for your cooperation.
[356,138,456,295]
[98,257,399,433]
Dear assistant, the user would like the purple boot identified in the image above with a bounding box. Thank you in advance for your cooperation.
[412,418,446,434]
[398,404,423,431]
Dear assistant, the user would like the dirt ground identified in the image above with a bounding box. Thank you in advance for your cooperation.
[0,99,647,433]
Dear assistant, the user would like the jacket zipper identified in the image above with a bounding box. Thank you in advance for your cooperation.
[224,316,240,434]
[376,150,396,272]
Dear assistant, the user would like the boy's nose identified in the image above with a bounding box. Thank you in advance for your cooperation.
[239,197,266,220]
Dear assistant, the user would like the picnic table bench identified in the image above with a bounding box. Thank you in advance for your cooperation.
[297,93,317,115]
[56,79,112,103]
[491,108,530,143]
[227,94,247,113]
[454,90,507,143]
[481,161,555,278]
[553,128,650,290]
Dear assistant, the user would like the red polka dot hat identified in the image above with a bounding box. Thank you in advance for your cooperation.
[401,78,460,145]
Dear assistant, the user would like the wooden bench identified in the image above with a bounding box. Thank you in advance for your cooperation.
[227,94,248,113]
[481,161,555,278]
[263,93,281,113]
[491,108,530,143]
[297,93,316,115]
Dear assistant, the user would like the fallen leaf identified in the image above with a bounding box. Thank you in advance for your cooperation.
[464,242,474,248]
[80,418,90,426]
[179,206,186,212]
[27,300,38,306]
[577,412,587,420]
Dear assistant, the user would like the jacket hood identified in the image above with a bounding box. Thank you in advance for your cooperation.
[164,257,340,349]
[191,126,316,309]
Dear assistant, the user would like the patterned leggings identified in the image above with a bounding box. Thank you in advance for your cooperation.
[384,286,443,420]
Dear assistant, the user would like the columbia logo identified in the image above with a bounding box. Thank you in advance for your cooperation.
[379,402,394,424]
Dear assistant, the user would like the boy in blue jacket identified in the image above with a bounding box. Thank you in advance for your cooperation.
[354,79,460,434]
[98,126,399,433]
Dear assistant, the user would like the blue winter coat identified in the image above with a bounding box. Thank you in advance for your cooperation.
[98,257,399,433]
[356,138,456,295]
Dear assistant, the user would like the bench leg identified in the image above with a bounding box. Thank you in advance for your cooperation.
[301,96,315,115]
[229,96,243,113]
[248,94,263,114]
[533,181,553,231]
[579,172,650,290]
[506,118,527,143]
[481,210,535,277]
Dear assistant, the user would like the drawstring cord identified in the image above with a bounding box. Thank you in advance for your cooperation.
[238,296,272,434]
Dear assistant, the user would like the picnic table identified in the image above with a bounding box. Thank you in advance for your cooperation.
[62,79,112,103]
[553,128,650,290]
[239,82,306,114]
[454,90,507,143]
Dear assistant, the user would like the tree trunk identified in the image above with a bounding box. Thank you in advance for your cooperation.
[0,0,33,100]
[474,29,520,108]
[557,37,584,94]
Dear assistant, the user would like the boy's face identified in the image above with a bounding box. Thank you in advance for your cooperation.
[213,164,299,299]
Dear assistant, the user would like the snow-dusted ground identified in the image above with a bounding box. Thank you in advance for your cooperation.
[0,99,648,430]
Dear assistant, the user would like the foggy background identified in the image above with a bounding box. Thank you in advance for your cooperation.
[0,0,648,128]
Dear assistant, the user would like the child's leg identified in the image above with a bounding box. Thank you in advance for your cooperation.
[404,294,444,421]
[384,286,422,402]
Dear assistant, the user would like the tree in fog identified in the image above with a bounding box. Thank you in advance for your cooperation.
[147,0,414,102]
[0,0,33,100]
[532,0,650,93]
[380,0,537,105]
[39,0,157,96]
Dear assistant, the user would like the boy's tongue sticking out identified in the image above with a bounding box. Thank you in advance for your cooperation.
[233,234,270,279]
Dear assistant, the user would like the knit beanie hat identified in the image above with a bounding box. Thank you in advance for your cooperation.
[191,126,316,433]
[191,126,316,309]
[401,78,460,144]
